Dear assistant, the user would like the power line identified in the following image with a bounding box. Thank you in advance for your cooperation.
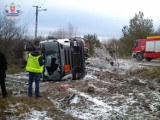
[33,0,40,6]
[23,0,39,25]
[40,0,47,7]
[21,0,47,38]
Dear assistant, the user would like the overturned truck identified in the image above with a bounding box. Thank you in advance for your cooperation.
[23,37,86,81]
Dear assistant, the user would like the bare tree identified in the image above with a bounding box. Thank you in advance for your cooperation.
[0,15,28,64]
[67,23,79,38]
[51,27,67,39]
[50,23,79,39]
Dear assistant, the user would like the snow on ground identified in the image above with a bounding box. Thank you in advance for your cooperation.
[5,57,160,120]
[7,110,53,120]
[53,58,135,119]
[58,58,159,120]
[85,57,142,75]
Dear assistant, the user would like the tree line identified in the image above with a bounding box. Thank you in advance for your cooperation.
[0,11,160,66]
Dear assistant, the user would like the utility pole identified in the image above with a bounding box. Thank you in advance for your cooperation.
[33,6,47,39]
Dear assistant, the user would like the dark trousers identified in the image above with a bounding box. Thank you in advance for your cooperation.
[0,78,7,97]
[28,72,41,97]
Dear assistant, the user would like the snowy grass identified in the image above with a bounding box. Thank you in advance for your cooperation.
[0,96,54,120]
[1,57,160,120]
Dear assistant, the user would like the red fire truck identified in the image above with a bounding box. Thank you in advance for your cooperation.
[132,36,160,61]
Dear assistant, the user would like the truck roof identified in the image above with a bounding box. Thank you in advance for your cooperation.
[135,37,160,42]
[147,36,160,40]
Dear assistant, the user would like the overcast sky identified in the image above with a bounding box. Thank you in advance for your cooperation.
[1,0,160,40]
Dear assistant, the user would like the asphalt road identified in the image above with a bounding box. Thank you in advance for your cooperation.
[132,58,160,66]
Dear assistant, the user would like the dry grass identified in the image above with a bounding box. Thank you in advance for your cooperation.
[136,66,160,83]
[127,66,160,83]
[0,96,54,119]
[7,64,25,74]
[0,93,77,120]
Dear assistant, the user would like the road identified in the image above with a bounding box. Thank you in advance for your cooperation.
[132,58,160,66]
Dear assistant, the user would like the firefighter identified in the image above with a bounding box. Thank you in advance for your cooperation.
[25,47,44,98]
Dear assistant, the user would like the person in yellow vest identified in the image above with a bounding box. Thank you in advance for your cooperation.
[26,47,44,98]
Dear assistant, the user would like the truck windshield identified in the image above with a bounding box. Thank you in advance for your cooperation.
[42,42,60,61]
[42,41,61,80]
[42,42,59,52]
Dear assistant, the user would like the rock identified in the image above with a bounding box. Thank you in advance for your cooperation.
[148,85,156,91]
[87,86,95,93]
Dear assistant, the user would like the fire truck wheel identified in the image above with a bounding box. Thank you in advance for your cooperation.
[145,58,152,61]
[136,53,143,61]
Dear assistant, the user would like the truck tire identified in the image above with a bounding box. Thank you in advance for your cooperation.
[136,53,143,61]
[145,58,152,61]
[42,75,47,82]
[72,72,79,80]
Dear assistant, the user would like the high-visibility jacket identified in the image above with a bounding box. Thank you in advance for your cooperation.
[26,53,43,73]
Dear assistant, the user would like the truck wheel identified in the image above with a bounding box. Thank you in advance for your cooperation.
[72,72,80,80]
[136,53,143,61]
[42,76,47,82]
[145,58,152,61]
